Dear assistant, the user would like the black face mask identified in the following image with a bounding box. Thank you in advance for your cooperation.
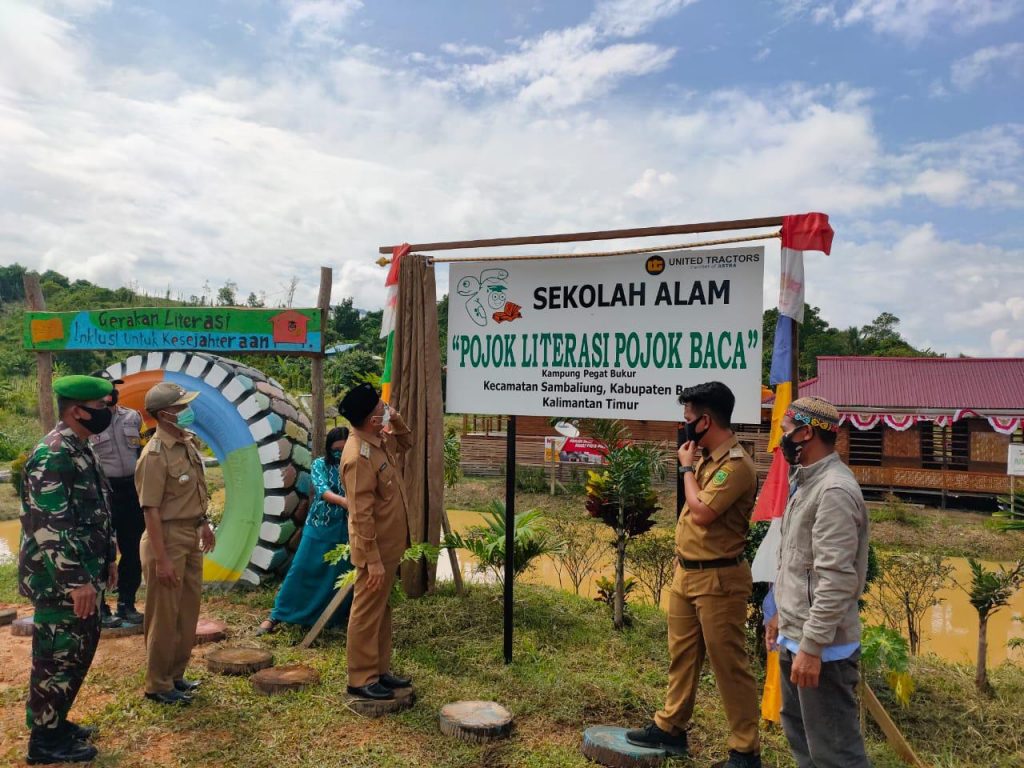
[684,415,709,445]
[780,427,808,465]
[79,404,113,435]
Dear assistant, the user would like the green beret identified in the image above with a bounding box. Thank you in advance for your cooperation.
[53,375,114,402]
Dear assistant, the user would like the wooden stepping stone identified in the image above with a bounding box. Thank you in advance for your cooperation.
[347,686,415,718]
[581,726,667,768]
[10,616,34,637]
[439,700,513,743]
[101,621,143,638]
[251,663,319,695]
[207,646,274,676]
[195,618,228,644]
[0,608,17,627]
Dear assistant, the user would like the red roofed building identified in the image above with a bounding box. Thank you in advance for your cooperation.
[801,357,1024,501]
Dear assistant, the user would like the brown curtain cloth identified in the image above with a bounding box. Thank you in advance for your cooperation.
[390,253,445,597]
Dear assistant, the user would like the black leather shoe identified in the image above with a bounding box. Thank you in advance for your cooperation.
[711,750,762,768]
[27,732,97,764]
[63,721,97,741]
[145,689,192,706]
[100,614,122,630]
[378,672,412,689]
[116,605,144,625]
[624,721,688,756]
[174,678,201,692]
[346,682,395,700]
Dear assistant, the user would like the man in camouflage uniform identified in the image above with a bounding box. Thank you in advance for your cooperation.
[20,375,118,765]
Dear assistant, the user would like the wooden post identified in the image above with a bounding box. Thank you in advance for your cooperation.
[24,274,55,431]
[440,509,464,596]
[504,416,516,664]
[310,267,332,459]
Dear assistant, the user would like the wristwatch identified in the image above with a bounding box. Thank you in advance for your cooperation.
[678,465,695,475]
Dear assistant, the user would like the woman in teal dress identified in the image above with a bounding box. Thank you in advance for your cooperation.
[257,427,353,633]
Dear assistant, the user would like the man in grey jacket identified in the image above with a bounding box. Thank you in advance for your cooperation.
[765,396,870,768]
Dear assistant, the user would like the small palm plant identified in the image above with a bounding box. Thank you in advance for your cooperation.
[324,542,440,602]
[442,500,562,589]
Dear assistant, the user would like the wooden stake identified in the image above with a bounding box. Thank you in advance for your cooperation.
[23,273,55,431]
[440,508,464,596]
[297,582,353,649]
[310,266,332,460]
[862,682,927,767]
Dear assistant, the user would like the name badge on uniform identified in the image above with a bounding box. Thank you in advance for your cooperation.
[379,461,389,472]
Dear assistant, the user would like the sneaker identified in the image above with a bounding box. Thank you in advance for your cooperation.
[624,721,689,756]
[711,750,762,768]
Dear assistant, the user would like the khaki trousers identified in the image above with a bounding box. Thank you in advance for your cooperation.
[140,520,202,694]
[346,563,398,687]
[654,562,760,754]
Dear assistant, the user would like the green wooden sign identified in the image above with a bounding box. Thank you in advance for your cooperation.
[24,307,323,354]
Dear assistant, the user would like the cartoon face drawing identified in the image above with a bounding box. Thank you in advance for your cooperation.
[458,268,510,326]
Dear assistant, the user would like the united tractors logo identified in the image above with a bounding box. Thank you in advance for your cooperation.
[645,254,665,276]
[457,268,522,327]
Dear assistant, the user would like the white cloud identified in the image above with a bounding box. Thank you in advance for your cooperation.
[991,328,1024,356]
[950,42,1024,90]
[283,0,363,46]
[806,224,1024,355]
[592,0,699,37]
[448,0,696,108]
[791,0,1023,42]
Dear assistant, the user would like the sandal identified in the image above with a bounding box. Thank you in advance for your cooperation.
[255,618,280,636]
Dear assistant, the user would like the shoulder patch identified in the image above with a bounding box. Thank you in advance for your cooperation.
[359,442,371,458]
[729,446,747,459]
[712,467,731,486]
[149,437,163,455]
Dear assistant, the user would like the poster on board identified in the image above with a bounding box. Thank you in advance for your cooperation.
[446,246,765,423]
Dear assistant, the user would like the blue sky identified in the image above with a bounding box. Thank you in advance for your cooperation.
[1,0,1022,356]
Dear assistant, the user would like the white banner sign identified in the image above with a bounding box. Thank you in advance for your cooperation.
[1009,444,1024,477]
[446,246,765,423]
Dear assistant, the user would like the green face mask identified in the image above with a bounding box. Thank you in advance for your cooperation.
[173,406,195,428]
[330,450,342,460]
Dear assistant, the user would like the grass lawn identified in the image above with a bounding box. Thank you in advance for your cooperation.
[1,567,1022,767]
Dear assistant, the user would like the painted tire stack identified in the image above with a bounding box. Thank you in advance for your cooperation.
[102,352,313,587]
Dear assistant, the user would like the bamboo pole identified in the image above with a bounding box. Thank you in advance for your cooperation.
[24,274,55,431]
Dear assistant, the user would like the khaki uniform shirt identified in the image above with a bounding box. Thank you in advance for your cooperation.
[90,405,143,479]
[675,435,758,561]
[341,412,413,568]
[134,426,209,521]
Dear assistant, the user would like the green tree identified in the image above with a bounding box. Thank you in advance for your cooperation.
[216,281,238,306]
[331,297,362,340]
[325,349,381,396]
[962,558,1024,693]
[246,291,265,308]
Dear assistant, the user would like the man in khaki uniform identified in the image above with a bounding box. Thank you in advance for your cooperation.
[628,381,762,768]
[338,383,412,701]
[135,382,215,706]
